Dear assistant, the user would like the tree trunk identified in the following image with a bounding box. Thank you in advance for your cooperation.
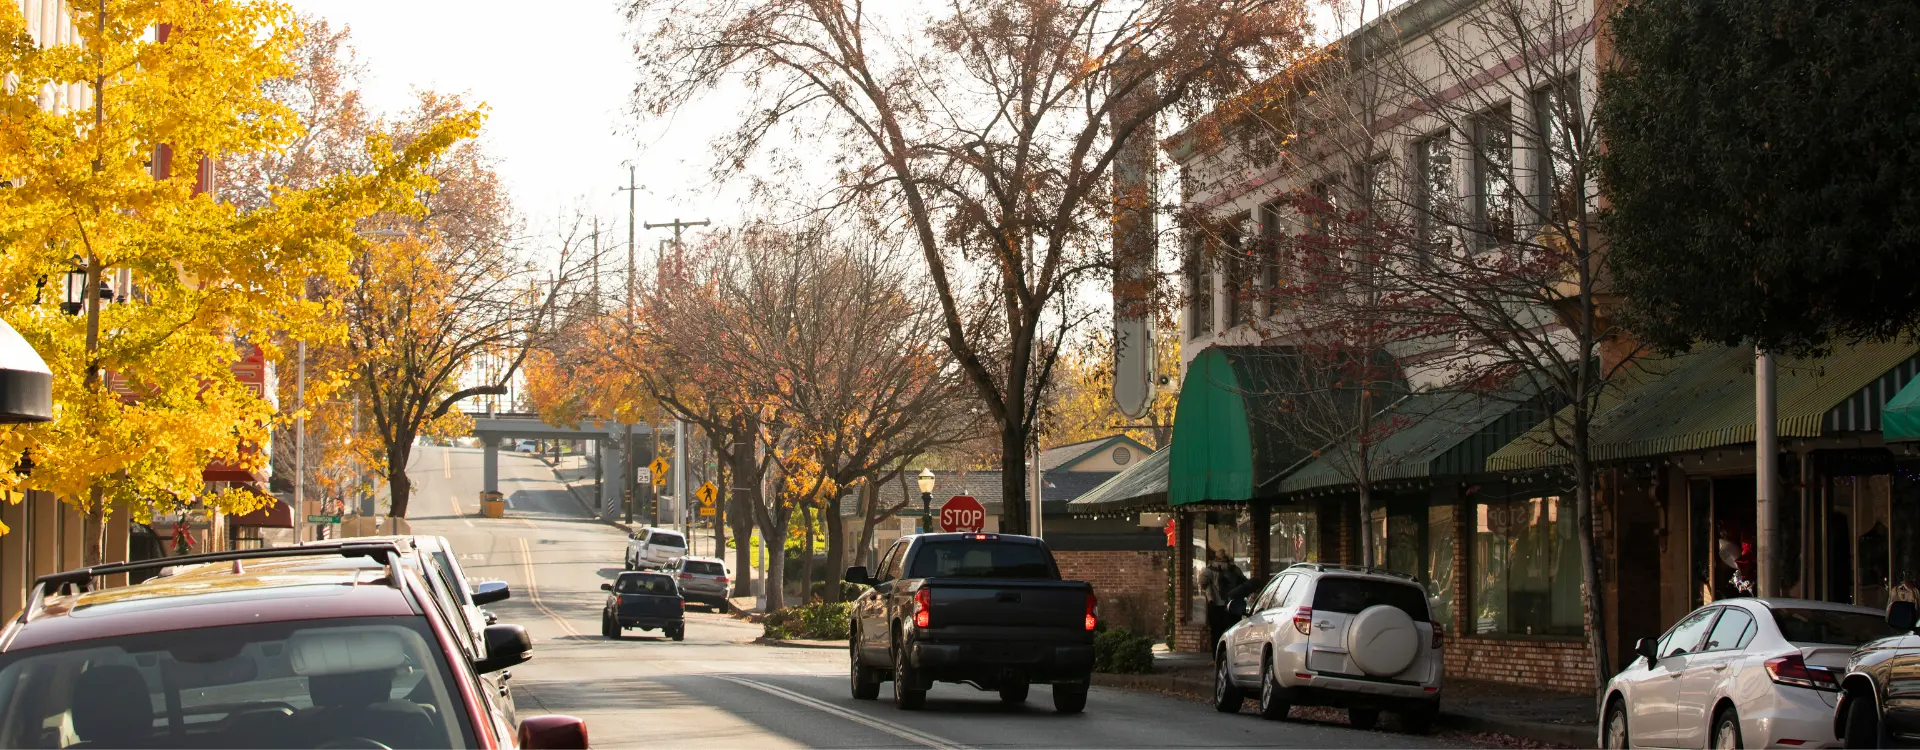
[713,458,730,564]
[856,480,881,569]
[1574,449,1611,690]
[765,532,787,612]
[728,439,754,599]
[799,500,816,603]
[388,442,413,518]
[999,413,1028,535]
[824,489,847,603]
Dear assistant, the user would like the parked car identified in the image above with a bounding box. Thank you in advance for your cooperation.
[0,541,586,749]
[626,527,688,570]
[664,556,731,611]
[1212,563,1442,732]
[1835,600,1920,748]
[515,439,538,453]
[601,571,686,640]
[1600,597,1902,749]
[308,535,518,723]
[846,532,1097,713]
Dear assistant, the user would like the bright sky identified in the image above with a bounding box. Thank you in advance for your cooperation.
[286,0,741,250]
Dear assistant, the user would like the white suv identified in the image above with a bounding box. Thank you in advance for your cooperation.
[625,527,688,570]
[1213,563,1443,733]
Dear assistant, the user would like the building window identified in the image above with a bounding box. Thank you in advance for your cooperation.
[1429,504,1456,629]
[1258,202,1284,306]
[1221,215,1255,328]
[1413,130,1454,249]
[1271,509,1320,568]
[1186,235,1211,340]
[1532,81,1578,224]
[1474,105,1515,248]
[1472,495,1583,637]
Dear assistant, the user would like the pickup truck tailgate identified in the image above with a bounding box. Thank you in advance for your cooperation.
[927,580,1086,629]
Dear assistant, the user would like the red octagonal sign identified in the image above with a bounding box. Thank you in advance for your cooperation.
[939,495,986,533]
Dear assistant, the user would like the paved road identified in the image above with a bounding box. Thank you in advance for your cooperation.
[404,446,1452,749]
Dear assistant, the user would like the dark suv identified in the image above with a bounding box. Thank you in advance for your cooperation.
[1836,600,1920,748]
[0,541,587,749]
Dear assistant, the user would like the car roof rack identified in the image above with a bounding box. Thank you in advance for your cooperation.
[22,540,408,622]
[1284,562,1420,582]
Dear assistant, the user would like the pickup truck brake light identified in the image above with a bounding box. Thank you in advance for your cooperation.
[1084,592,1098,631]
[913,588,932,628]
[1294,606,1313,636]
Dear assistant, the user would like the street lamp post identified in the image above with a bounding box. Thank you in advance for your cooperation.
[917,468,936,534]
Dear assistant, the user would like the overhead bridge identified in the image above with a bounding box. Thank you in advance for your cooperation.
[462,412,679,522]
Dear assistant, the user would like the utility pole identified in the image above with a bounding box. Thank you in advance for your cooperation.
[642,217,711,277]
[618,168,642,526]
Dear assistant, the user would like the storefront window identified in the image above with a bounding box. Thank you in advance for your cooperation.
[1429,505,1456,628]
[1191,509,1251,621]
[1271,510,1319,568]
[1472,495,1583,637]
[1368,501,1426,579]
[1895,463,1920,602]
[1835,475,1893,609]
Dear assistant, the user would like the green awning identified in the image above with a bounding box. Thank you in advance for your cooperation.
[1489,342,1920,470]
[1169,346,1334,505]
[1278,386,1549,495]
[1067,446,1170,514]
[1883,376,1920,443]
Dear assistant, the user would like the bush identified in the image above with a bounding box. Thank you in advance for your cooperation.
[762,602,851,640]
[1094,626,1155,674]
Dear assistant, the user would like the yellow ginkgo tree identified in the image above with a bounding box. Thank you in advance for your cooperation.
[0,0,482,559]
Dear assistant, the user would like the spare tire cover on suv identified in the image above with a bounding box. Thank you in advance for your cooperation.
[1346,604,1418,677]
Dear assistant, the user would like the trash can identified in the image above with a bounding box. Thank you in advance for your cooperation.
[481,491,505,519]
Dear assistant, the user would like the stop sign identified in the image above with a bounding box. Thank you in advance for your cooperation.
[939,495,986,533]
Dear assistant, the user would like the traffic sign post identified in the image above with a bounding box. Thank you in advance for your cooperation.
[938,495,986,533]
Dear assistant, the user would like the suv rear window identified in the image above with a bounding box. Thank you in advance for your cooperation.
[1310,576,1430,622]
[617,574,677,595]
[684,561,725,575]
[907,540,1058,579]
[1772,608,1903,647]
[649,532,686,548]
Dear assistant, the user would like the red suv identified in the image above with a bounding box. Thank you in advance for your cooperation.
[0,541,587,749]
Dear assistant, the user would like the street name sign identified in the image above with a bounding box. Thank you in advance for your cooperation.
[307,515,341,524]
[939,495,986,533]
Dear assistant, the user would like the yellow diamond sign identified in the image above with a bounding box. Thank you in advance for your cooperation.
[649,457,669,485]
[696,481,717,507]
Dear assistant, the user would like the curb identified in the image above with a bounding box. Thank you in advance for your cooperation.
[1091,669,1583,748]
[754,637,841,650]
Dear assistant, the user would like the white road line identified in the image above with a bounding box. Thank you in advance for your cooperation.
[517,537,580,637]
[712,675,967,750]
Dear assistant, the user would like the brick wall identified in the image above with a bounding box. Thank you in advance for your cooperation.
[1056,549,1169,639]
[1444,635,1595,694]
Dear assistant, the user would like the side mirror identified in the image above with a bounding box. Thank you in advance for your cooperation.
[1635,637,1659,664]
[472,580,510,606]
[844,566,871,586]
[475,624,533,674]
[517,715,588,750]
[1226,599,1248,620]
[600,583,612,591]
[1888,600,1919,632]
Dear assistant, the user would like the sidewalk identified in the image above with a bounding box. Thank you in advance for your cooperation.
[1090,649,1593,747]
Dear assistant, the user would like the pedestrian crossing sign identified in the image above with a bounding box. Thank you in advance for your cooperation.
[649,457,669,485]
[696,481,717,507]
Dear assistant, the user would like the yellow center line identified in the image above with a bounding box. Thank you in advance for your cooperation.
[442,449,451,479]
[517,537,579,637]
[449,494,464,516]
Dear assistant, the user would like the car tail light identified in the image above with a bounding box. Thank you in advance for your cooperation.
[1294,606,1313,636]
[613,595,623,607]
[716,576,730,585]
[678,573,694,580]
[1765,653,1839,691]
[913,588,932,628]
[1432,624,1445,650]
[1085,592,1098,631]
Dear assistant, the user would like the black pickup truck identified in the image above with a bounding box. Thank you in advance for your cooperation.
[845,533,1096,713]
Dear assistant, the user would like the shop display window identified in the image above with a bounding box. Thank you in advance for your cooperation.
[1471,494,1583,637]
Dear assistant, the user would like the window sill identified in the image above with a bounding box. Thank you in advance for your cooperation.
[1459,632,1587,645]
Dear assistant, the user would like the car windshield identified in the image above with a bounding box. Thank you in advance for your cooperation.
[1311,577,1431,622]
[650,532,686,548]
[1772,608,1904,647]
[685,561,725,575]
[906,540,1058,579]
[0,617,473,749]
[617,575,677,595]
